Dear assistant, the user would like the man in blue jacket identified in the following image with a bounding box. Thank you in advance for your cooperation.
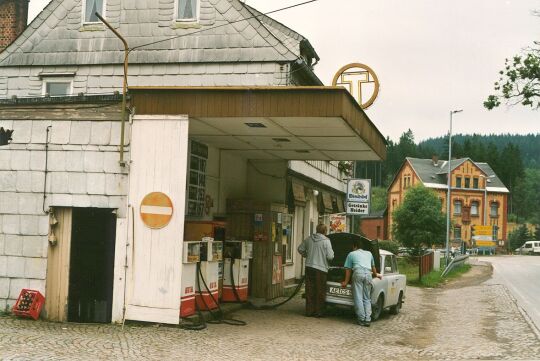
[298,224,334,317]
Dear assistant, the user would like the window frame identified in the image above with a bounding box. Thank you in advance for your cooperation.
[490,202,499,217]
[464,177,470,189]
[470,201,479,216]
[42,78,73,97]
[175,0,199,22]
[186,140,208,218]
[456,176,462,188]
[454,226,462,240]
[453,200,462,215]
[473,177,479,189]
[82,0,106,24]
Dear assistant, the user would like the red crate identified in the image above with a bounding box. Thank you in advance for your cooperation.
[12,289,45,320]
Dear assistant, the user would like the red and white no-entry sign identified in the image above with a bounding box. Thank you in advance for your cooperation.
[140,192,174,229]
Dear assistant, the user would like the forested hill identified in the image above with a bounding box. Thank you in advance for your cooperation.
[418,134,540,169]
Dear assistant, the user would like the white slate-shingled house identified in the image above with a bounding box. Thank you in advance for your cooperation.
[0,0,386,324]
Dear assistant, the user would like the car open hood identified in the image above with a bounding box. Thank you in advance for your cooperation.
[327,233,381,272]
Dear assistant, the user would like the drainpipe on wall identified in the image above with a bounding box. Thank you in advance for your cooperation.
[96,13,129,167]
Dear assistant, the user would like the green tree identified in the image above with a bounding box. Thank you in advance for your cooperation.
[392,185,446,254]
[484,45,540,110]
[508,224,534,251]
[371,187,387,213]
[512,169,540,224]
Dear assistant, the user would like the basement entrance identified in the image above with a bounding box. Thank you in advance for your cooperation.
[67,208,116,323]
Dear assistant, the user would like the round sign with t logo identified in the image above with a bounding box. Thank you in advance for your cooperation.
[332,63,380,109]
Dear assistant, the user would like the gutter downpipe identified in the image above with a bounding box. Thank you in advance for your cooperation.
[96,13,128,167]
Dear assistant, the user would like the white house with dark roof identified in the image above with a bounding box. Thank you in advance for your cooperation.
[0,0,387,324]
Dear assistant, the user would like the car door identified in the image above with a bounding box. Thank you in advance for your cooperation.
[383,255,399,306]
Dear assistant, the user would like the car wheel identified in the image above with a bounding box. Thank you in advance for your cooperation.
[390,292,403,315]
[371,294,384,321]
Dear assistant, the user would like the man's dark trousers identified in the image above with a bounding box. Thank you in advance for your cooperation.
[305,266,327,317]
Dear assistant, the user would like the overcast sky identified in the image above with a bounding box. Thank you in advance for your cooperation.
[28,0,539,141]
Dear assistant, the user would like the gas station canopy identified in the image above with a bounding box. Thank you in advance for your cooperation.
[130,86,387,161]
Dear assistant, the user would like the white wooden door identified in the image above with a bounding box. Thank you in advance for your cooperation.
[124,115,189,324]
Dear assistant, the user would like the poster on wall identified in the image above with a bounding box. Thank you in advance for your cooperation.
[329,214,347,233]
[272,255,282,285]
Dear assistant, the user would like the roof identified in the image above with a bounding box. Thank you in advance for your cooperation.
[0,0,317,67]
[406,157,509,193]
[129,86,387,161]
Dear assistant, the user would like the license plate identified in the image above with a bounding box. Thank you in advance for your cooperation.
[327,286,352,297]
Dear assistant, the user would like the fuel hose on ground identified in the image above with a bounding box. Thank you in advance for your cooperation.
[179,264,207,331]
[228,258,305,310]
[196,262,246,326]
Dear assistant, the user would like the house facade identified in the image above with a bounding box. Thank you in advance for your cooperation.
[387,157,509,249]
[0,0,386,324]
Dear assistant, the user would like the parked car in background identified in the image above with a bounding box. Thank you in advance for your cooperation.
[325,233,406,321]
[515,241,540,255]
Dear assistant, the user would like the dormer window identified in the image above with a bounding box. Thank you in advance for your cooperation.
[84,0,105,23]
[177,0,198,21]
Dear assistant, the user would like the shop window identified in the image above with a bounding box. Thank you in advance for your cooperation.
[490,203,499,217]
[187,140,208,217]
[177,0,198,21]
[471,201,479,216]
[453,200,462,215]
[464,177,470,188]
[454,226,462,240]
[282,215,294,264]
[473,178,479,189]
[456,176,462,188]
[84,0,105,23]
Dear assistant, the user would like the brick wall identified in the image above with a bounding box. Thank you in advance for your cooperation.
[0,0,28,52]
[0,102,128,311]
[360,217,387,240]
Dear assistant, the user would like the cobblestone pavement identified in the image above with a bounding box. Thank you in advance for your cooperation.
[1,270,540,360]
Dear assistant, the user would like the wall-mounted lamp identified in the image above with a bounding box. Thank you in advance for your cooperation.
[313,190,319,197]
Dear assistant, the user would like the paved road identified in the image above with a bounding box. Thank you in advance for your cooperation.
[480,255,540,333]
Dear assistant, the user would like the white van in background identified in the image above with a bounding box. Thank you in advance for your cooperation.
[515,241,540,255]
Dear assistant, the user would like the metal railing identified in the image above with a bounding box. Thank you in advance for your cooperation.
[441,254,469,278]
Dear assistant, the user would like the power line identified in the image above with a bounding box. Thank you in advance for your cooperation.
[129,0,319,51]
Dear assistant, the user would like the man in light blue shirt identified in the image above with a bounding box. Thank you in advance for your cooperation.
[341,238,381,326]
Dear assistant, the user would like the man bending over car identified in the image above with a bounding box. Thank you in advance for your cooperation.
[341,239,381,327]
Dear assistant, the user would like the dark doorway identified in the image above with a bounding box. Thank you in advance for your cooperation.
[68,208,116,323]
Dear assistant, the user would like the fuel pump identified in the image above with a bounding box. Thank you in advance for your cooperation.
[180,241,200,318]
[222,240,253,302]
[196,237,222,311]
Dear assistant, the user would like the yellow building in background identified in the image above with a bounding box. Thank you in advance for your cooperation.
[387,157,509,249]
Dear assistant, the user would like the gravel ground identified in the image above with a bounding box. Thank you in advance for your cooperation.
[0,264,539,360]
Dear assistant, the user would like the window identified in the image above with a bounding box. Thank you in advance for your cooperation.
[282,214,294,263]
[187,140,208,217]
[84,0,104,23]
[383,256,396,274]
[453,200,462,215]
[470,201,479,216]
[454,226,462,240]
[177,0,198,21]
[464,177,470,188]
[473,178,479,189]
[456,176,462,188]
[43,80,72,97]
[490,202,499,217]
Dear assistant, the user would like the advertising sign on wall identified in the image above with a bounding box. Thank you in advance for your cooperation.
[346,179,371,216]
[329,214,347,233]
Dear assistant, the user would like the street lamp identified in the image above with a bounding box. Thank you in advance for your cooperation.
[445,109,463,266]
[478,174,495,226]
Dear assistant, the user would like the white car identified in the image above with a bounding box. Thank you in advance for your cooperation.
[325,233,406,321]
[515,241,540,255]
